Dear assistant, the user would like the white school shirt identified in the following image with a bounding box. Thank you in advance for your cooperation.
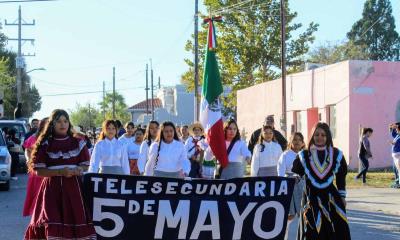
[251,141,282,176]
[138,140,154,173]
[119,135,141,160]
[88,138,130,175]
[277,149,298,177]
[205,140,251,163]
[144,140,190,176]
[185,136,204,159]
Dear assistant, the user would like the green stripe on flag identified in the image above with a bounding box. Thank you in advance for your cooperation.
[202,49,223,104]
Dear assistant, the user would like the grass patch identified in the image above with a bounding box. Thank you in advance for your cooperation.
[346,172,396,188]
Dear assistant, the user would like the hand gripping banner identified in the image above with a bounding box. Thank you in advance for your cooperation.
[83,174,295,240]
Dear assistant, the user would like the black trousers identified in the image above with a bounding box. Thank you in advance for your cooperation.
[356,155,369,183]
[10,151,19,177]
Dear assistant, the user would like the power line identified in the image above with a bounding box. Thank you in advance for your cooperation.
[40,86,146,97]
[0,0,57,3]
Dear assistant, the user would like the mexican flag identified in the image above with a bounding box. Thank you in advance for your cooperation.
[199,17,228,168]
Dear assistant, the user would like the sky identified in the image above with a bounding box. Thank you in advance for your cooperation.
[0,0,399,120]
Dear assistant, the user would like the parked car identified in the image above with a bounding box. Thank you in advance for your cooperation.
[0,129,12,191]
[0,120,28,170]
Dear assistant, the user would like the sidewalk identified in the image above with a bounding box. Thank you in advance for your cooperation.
[347,188,400,216]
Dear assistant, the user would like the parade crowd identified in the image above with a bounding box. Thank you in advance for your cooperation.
[6,108,400,240]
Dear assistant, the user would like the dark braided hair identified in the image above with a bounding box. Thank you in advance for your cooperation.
[153,121,180,170]
[28,109,73,173]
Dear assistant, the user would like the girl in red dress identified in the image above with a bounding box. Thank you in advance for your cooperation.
[22,117,48,217]
[24,109,96,240]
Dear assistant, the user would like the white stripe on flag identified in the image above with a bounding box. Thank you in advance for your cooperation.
[200,97,222,132]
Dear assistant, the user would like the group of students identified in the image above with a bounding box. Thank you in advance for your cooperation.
[21,109,354,240]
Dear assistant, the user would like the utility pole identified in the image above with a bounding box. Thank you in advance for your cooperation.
[280,0,287,135]
[194,0,200,122]
[158,76,161,89]
[112,67,116,119]
[102,81,106,120]
[5,5,35,104]
[88,103,91,130]
[150,59,154,120]
[145,64,149,117]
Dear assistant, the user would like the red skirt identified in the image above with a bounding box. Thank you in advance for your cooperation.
[24,176,97,240]
[23,173,43,217]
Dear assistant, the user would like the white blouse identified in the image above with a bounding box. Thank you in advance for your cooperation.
[138,140,153,174]
[144,140,190,176]
[119,135,141,160]
[251,141,282,176]
[277,149,298,177]
[88,138,130,175]
[205,140,251,163]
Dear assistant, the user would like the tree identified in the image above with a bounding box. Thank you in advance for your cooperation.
[308,41,369,65]
[347,0,400,61]
[182,0,318,114]
[70,103,101,130]
[98,92,130,124]
[0,51,42,118]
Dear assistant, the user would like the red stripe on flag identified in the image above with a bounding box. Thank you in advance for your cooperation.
[208,21,214,49]
[207,119,228,167]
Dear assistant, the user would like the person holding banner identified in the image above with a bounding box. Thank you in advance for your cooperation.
[144,121,190,178]
[24,109,96,240]
[88,120,130,175]
[206,119,251,179]
[250,125,282,176]
[138,120,159,174]
[185,122,205,178]
[292,122,350,240]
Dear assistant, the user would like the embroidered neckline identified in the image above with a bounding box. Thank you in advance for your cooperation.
[309,147,334,179]
[54,136,69,141]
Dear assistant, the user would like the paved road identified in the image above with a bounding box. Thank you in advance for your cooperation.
[1,174,399,240]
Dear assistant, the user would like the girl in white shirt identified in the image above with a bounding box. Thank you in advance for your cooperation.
[144,121,190,178]
[120,125,145,175]
[205,119,251,179]
[138,121,159,174]
[277,132,305,238]
[88,120,130,175]
[251,125,283,176]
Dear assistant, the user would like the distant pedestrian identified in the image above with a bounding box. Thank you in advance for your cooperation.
[248,115,287,153]
[180,125,190,143]
[389,123,400,188]
[115,119,126,138]
[355,128,373,184]
[14,102,23,120]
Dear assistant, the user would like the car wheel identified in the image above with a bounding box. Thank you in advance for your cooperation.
[0,180,10,191]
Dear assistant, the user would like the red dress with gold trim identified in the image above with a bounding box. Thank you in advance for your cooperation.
[24,135,96,240]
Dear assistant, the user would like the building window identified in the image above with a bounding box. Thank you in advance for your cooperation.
[328,105,336,138]
[295,111,302,132]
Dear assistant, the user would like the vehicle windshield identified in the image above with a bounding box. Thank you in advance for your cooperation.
[0,123,27,141]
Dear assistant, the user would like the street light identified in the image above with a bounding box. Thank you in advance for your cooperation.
[26,67,46,74]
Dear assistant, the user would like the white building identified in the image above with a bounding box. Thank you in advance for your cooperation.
[127,84,195,125]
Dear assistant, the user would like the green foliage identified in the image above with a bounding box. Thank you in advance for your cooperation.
[308,41,369,65]
[347,0,400,61]
[181,0,318,114]
[70,103,101,129]
[98,92,130,124]
[0,27,42,118]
